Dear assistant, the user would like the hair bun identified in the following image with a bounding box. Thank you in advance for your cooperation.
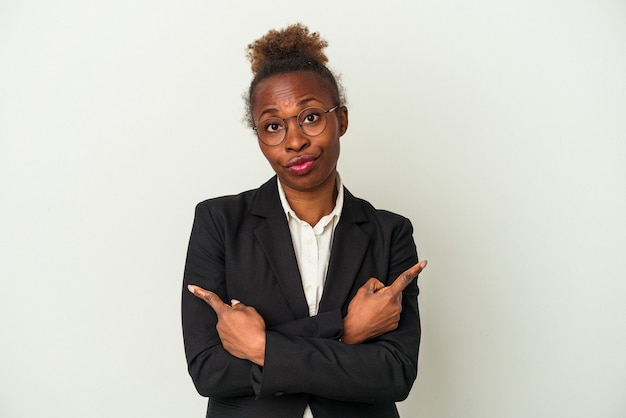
[246,23,329,74]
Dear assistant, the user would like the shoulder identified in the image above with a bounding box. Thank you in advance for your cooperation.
[196,188,257,214]
[343,189,418,274]
[195,177,275,213]
[192,177,279,233]
[344,188,413,230]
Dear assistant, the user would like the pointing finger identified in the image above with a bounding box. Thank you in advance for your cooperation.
[388,260,428,295]
[187,285,230,315]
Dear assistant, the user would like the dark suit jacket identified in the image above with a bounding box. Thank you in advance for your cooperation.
[182,177,421,418]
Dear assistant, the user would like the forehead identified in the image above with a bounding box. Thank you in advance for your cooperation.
[252,72,335,114]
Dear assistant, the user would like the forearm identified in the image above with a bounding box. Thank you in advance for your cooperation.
[269,309,343,339]
[186,343,256,398]
[253,322,419,403]
[252,217,422,402]
[183,288,258,397]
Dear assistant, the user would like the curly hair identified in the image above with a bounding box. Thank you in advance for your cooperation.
[244,23,346,128]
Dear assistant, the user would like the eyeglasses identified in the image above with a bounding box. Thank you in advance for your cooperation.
[253,105,340,146]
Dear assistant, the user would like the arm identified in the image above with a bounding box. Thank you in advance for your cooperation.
[188,260,424,364]
[182,202,344,397]
[182,203,256,398]
[256,217,422,402]
[190,217,424,403]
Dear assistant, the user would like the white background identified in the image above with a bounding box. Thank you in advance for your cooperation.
[1,1,625,417]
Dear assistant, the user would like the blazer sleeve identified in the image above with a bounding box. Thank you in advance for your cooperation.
[182,202,256,398]
[182,202,346,398]
[251,217,421,403]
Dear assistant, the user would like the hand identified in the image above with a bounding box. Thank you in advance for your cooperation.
[187,285,266,366]
[341,260,427,344]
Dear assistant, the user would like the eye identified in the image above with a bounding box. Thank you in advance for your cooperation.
[300,109,322,125]
[262,119,284,134]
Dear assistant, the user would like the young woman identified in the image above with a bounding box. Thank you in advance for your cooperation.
[182,23,427,418]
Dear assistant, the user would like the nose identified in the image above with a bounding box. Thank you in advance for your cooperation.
[283,118,309,151]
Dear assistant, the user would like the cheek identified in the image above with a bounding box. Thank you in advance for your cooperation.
[333,140,341,158]
[324,138,341,163]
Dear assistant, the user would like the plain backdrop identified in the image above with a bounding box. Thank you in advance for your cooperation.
[1,1,625,417]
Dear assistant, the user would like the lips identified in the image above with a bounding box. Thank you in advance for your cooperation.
[286,155,318,175]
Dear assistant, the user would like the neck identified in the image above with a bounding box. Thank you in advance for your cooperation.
[281,173,338,226]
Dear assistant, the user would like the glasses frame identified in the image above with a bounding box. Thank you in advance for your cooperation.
[253,105,340,147]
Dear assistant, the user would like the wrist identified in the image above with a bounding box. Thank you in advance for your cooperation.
[341,315,364,344]
[250,332,266,366]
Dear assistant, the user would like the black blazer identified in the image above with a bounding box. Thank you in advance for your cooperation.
[182,177,421,418]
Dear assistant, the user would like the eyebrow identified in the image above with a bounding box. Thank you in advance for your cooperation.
[257,98,320,119]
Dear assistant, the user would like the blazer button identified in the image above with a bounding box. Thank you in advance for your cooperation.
[274,391,285,396]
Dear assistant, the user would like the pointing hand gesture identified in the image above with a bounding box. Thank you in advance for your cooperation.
[341,260,427,344]
[187,285,266,366]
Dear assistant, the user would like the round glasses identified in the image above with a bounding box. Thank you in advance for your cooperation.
[253,105,340,146]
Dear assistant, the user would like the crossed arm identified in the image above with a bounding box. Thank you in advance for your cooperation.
[187,260,427,367]
[183,201,425,401]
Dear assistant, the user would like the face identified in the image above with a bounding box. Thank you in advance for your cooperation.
[251,72,348,195]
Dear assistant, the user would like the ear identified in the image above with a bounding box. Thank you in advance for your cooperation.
[337,106,349,137]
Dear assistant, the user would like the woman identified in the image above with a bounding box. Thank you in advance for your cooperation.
[182,23,427,418]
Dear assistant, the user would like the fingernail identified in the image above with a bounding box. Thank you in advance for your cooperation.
[231,299,241,306]
[187,284,195,293]
[421,260,428,268]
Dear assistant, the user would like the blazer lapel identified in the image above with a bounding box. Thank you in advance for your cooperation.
[319,188,370,312]
[251,178,310,319]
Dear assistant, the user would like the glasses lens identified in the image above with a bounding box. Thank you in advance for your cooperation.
[298,107,327,137]
[257,118,286,146]
[256,107,333,146]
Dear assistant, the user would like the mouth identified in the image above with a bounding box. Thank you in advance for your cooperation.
[286,155,318,175]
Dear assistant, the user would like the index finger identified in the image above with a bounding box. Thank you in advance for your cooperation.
[388,260,428,295]
[187,284,230,315]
